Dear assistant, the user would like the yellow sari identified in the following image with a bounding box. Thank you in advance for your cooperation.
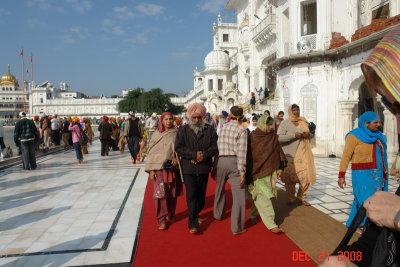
[288,107,316,185]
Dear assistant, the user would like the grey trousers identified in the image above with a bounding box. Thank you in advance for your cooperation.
[21,140,37,170]
[213,156,246,233]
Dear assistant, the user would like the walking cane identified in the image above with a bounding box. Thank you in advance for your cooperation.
[174,151,184,183]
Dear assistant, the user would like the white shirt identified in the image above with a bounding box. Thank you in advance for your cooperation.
[146,117,158,131]
[51,118,60,130]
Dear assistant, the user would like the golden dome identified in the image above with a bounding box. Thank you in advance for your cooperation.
[0,65,19,86]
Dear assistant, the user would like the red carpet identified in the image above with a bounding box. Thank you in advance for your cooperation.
[132,178,316,267]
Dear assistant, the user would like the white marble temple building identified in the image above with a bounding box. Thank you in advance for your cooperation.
[172,0,400,159]
[29,81,121,118]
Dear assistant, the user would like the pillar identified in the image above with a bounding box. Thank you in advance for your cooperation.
[337,100,358,155]
[377,95,398,164]
[259,65,266,89]
[213,76,218,93]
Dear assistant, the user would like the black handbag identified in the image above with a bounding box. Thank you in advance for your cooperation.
[162,159,179,172]
[308,122,316,135]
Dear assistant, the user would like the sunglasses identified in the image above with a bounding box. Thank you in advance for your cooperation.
[191,116,202,119]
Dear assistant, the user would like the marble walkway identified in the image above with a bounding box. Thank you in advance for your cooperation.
[0,141,147,266]
[0,140,398,266]
[291,157,398,224]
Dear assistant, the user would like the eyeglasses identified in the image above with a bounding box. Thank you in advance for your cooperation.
[191,116,202,119]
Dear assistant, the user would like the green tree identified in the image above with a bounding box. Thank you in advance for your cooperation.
[111,94,119,98]
[118,89,143,112]
[117,88,184,115]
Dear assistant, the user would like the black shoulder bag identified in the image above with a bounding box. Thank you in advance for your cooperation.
[333,186,400,266]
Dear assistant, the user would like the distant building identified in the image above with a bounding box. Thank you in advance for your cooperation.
[0,65,28,121]
[29,81,121,118]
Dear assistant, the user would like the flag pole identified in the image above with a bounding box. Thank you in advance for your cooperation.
[30,53,33,82]
[20,48,26,113]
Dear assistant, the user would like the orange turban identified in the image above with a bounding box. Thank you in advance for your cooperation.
[187,103,206,118]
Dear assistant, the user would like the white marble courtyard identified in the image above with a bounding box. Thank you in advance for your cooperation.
[0,141,147,266]
[0,140,398,266]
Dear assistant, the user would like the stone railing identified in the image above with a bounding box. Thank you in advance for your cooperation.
[252,14,276,46]
[45,98,121,106]
[170,84,205,106]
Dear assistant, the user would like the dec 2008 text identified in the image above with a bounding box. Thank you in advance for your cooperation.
[292,250,362,262]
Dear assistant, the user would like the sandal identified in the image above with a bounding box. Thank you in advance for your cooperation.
[158,222,166,230]
[189,228,198,234]
[232,229,247,235]
[356,226,365,235]
[270,227,284,234]
[301,200,311,206]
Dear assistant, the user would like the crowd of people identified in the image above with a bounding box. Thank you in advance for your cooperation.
[143,97,399,266]
[7,100,399,265]
[144,102,316,236]
[9,111,182,169]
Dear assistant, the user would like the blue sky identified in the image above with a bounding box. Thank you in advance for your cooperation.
[0,0,234,96]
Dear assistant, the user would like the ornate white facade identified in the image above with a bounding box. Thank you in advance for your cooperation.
[29,81,121,118]
[171,0,400,158]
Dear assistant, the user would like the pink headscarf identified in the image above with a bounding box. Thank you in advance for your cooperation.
[187,103,206,118]
[157,112,174,133]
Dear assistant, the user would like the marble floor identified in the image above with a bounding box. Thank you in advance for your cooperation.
[0,141,147,266]
[0,140,398,266]
[278,156,399,224]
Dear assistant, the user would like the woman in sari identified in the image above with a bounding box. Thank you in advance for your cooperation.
[247,115,287,234]
[80,119,89,154]
[138,125,148,162]
[119,118,126,153]
[277,104,316,206]
[338,111,388,228]
[85,118,94,145]
[145,112,181,230]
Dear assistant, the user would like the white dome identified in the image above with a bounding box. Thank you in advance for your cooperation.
[204,50,230,71]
